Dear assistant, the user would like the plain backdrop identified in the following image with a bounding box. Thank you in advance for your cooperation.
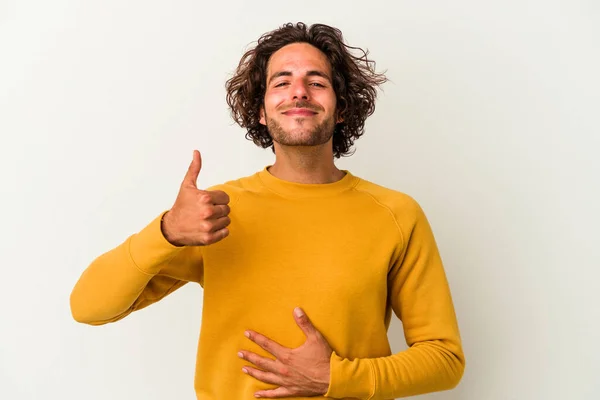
[1,1,599,399]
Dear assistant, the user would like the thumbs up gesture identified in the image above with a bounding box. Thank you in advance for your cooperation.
[161,150,231,247]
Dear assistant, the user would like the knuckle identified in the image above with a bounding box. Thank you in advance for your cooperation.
[200,196,211,204]
[200,221,213,232]
[279,352,292,365]
[260,339,269,350]
[201,207,215,219]
[202,233,215,244]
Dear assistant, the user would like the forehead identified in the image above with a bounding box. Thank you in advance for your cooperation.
[267,42,332,77]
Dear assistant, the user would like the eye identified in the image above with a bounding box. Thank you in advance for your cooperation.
[310,82,325,88]
[274,82,289,87]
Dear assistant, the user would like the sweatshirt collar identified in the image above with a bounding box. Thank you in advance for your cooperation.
[257,166,358,198]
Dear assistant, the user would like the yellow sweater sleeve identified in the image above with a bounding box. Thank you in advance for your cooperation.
[325,202,465,399]
[70,211,204,325]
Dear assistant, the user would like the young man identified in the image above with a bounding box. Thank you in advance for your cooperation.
[71,22,465,399]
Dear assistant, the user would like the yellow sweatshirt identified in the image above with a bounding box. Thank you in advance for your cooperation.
[70,167,465,399]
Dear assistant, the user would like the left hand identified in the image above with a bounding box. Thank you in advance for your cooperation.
[239,307,333,398]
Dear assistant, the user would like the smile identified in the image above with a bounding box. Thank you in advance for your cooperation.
[282,109,317,117]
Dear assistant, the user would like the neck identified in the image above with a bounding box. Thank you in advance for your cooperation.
[268,143,346,184]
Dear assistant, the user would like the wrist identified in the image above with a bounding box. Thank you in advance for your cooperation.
[161,211,184,247]
[319,357,332,395]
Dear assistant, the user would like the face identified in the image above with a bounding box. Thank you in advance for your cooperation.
[260,42,342,148]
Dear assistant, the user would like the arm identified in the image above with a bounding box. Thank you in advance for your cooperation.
[325,201,465,399]
[70,211,203,325]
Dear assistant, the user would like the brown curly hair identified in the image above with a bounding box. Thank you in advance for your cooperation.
[225,22,387,158]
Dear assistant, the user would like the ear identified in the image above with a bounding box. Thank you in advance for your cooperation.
[336,110,344,124]
[259,105,266,125]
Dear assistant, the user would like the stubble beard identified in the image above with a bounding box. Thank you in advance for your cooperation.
[266,112,336,147]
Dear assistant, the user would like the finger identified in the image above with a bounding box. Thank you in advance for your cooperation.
[182,150,202,188]
[206,203,230,219]
[254,386,296,398]
[197,203,230,220]
[203,190,230,205]
[241,366,283,386]
[238,351,278,374]
[206,215,231,233]
[201,227,229,245]
[293,308,318,339]
[245,331,288,359]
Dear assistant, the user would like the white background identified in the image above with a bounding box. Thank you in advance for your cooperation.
[1,1,599,399]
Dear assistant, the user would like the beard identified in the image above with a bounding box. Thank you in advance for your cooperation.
[265,111,336,147]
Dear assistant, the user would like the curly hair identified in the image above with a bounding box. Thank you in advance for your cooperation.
[225,22,387,158]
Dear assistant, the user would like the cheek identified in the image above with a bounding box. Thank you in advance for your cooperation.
[261,94,280,124]
[263,98,287,121]
[330,91,338,110]
[266,92,286,109]
[315,91,337,112]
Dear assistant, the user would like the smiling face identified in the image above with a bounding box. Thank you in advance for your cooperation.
[260,42,342,148]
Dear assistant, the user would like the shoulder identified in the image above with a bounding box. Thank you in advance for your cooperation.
[353,177,422,214]
[352,176,437,248]
[205,171,261,206]
[351,175,430,233]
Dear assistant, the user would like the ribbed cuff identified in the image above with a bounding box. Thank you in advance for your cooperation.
[128,210,186,275]
[324,351,375,399]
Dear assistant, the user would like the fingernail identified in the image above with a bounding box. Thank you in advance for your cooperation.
[244,331,250,338]
[242,367,248,374]
[294,307,303,317]
[237,352,244,358]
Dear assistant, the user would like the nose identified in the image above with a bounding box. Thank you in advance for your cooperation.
[290,79,309,101]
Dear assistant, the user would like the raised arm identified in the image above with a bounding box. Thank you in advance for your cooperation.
[70,150,231,325]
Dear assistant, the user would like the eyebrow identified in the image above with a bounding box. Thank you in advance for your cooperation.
[268,70,332,85]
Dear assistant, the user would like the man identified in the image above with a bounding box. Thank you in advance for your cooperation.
[70,22,465,399]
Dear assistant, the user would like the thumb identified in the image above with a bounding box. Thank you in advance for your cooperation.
[293,307,318,339]
[182,150,202,188]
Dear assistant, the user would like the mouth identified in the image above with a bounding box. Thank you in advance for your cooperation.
[282,108,318,117]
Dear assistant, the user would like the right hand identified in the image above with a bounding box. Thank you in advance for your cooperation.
[161,150,231,247]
